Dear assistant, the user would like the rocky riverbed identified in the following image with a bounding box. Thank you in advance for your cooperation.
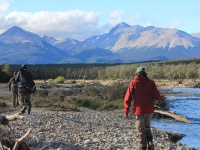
[1,107,194,150]
[0,81,197,150]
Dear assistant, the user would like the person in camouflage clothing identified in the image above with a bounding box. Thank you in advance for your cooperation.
[8,71,19,107]
[15,64,35,114]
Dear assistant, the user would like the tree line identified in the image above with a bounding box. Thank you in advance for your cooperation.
[0,59,200,83]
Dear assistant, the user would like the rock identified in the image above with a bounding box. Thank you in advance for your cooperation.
[92,137,100,143]
[2,107,194,150]
[76,136,82,142]
[83,139,93,144]
[123,146,131,150]
[105,144,115,150]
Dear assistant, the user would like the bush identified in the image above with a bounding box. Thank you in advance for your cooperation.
[54,76,65,83]
[32,97,79,111]
[97,100,123,111]
[74,98,100,110]
[47,78,54,83]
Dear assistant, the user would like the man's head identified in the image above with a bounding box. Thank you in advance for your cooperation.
[136,66,147,76]
[13,71,17,76]
[20,64,28,71]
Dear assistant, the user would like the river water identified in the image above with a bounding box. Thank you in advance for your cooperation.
[152,87,200,150]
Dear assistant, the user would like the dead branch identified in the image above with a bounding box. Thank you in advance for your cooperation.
[0,141,4,150]
[5,113,25,121]
[0,113,24,122]
[13,128,32,150]
[0,113,24,125]
[154,110,192,123]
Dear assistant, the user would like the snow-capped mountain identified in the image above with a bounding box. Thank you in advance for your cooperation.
[1,22,200,64]
[0,26,80,64]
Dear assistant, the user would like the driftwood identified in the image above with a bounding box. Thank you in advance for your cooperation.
[167,132,185,142]
[13,128,32,150]
[0,141,4,150]
[0,113,25,121]
[0,114,31,149]
[154,110,192,123]
[0,113,25,125]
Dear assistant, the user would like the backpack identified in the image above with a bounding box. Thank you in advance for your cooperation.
[20,71,36,94]
[26,85,36,94]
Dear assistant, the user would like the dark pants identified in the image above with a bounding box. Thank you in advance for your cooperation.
[18,88,31,113]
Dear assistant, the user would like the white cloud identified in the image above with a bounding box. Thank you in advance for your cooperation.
[128,14,141,25]
[169,19,182,29]
[129,14,140,24]
[0,0,9,15]
[0,7,184,41]
[108,10,124,26]
[0,10,105,40]
[98,10,125,33]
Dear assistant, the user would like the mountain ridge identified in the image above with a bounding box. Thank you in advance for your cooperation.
[1,23,200,64]
[0,26,81,64]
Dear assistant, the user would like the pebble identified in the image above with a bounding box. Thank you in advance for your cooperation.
[7,107,194,150]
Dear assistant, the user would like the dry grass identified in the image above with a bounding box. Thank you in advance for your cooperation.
[1,78,199,113]
[155,79,200,88]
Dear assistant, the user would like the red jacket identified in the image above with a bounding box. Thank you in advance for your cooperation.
[124,75,162,115]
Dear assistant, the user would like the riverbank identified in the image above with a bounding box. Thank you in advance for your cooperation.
[0,80,197,150]
[1,107,195,150]
[152,87,200,150]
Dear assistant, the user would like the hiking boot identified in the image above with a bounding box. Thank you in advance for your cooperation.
[21,106,27,113]
[28,109,31,114]
[13,102,16,108]
[147,142,154,150]
[139,147,146,150]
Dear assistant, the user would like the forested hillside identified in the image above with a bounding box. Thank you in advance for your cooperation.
[1,58,200,83]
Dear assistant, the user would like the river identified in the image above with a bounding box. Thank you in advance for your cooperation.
[152,87,200,150]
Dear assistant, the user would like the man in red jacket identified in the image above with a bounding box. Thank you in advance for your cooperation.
[124,66,163,150]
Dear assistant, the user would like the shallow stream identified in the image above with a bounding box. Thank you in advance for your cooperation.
[152,87,200,150]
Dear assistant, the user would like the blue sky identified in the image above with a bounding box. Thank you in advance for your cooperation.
[0,0,200,40]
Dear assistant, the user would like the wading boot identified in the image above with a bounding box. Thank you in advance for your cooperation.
[13,102,16,108]
[139,147,146,150]
[147,141,154,150]
[21,106,27,113]
[16,101,19,106]
[28,109,31,114]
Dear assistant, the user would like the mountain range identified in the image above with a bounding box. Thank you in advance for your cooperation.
[0,22,200,64]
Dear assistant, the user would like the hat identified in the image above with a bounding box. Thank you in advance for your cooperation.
[20,64,28,71]
[13,71,17,76]
[136,66,146,75]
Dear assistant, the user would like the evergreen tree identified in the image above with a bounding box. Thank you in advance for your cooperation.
[2,62,12,76]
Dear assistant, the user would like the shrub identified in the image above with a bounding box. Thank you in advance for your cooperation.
[82,81,127,101]
[32,97,79,111]
[74,98,100,110]
[97,100,123,111]
[54,76,65,83]
[47,78,54,83]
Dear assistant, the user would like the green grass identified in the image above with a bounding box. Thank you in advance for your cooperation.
[32,96,123,111]
[31,81,126,111]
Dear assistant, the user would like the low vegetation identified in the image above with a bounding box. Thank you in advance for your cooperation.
[31,81,127,111]
[1,58,200,111]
